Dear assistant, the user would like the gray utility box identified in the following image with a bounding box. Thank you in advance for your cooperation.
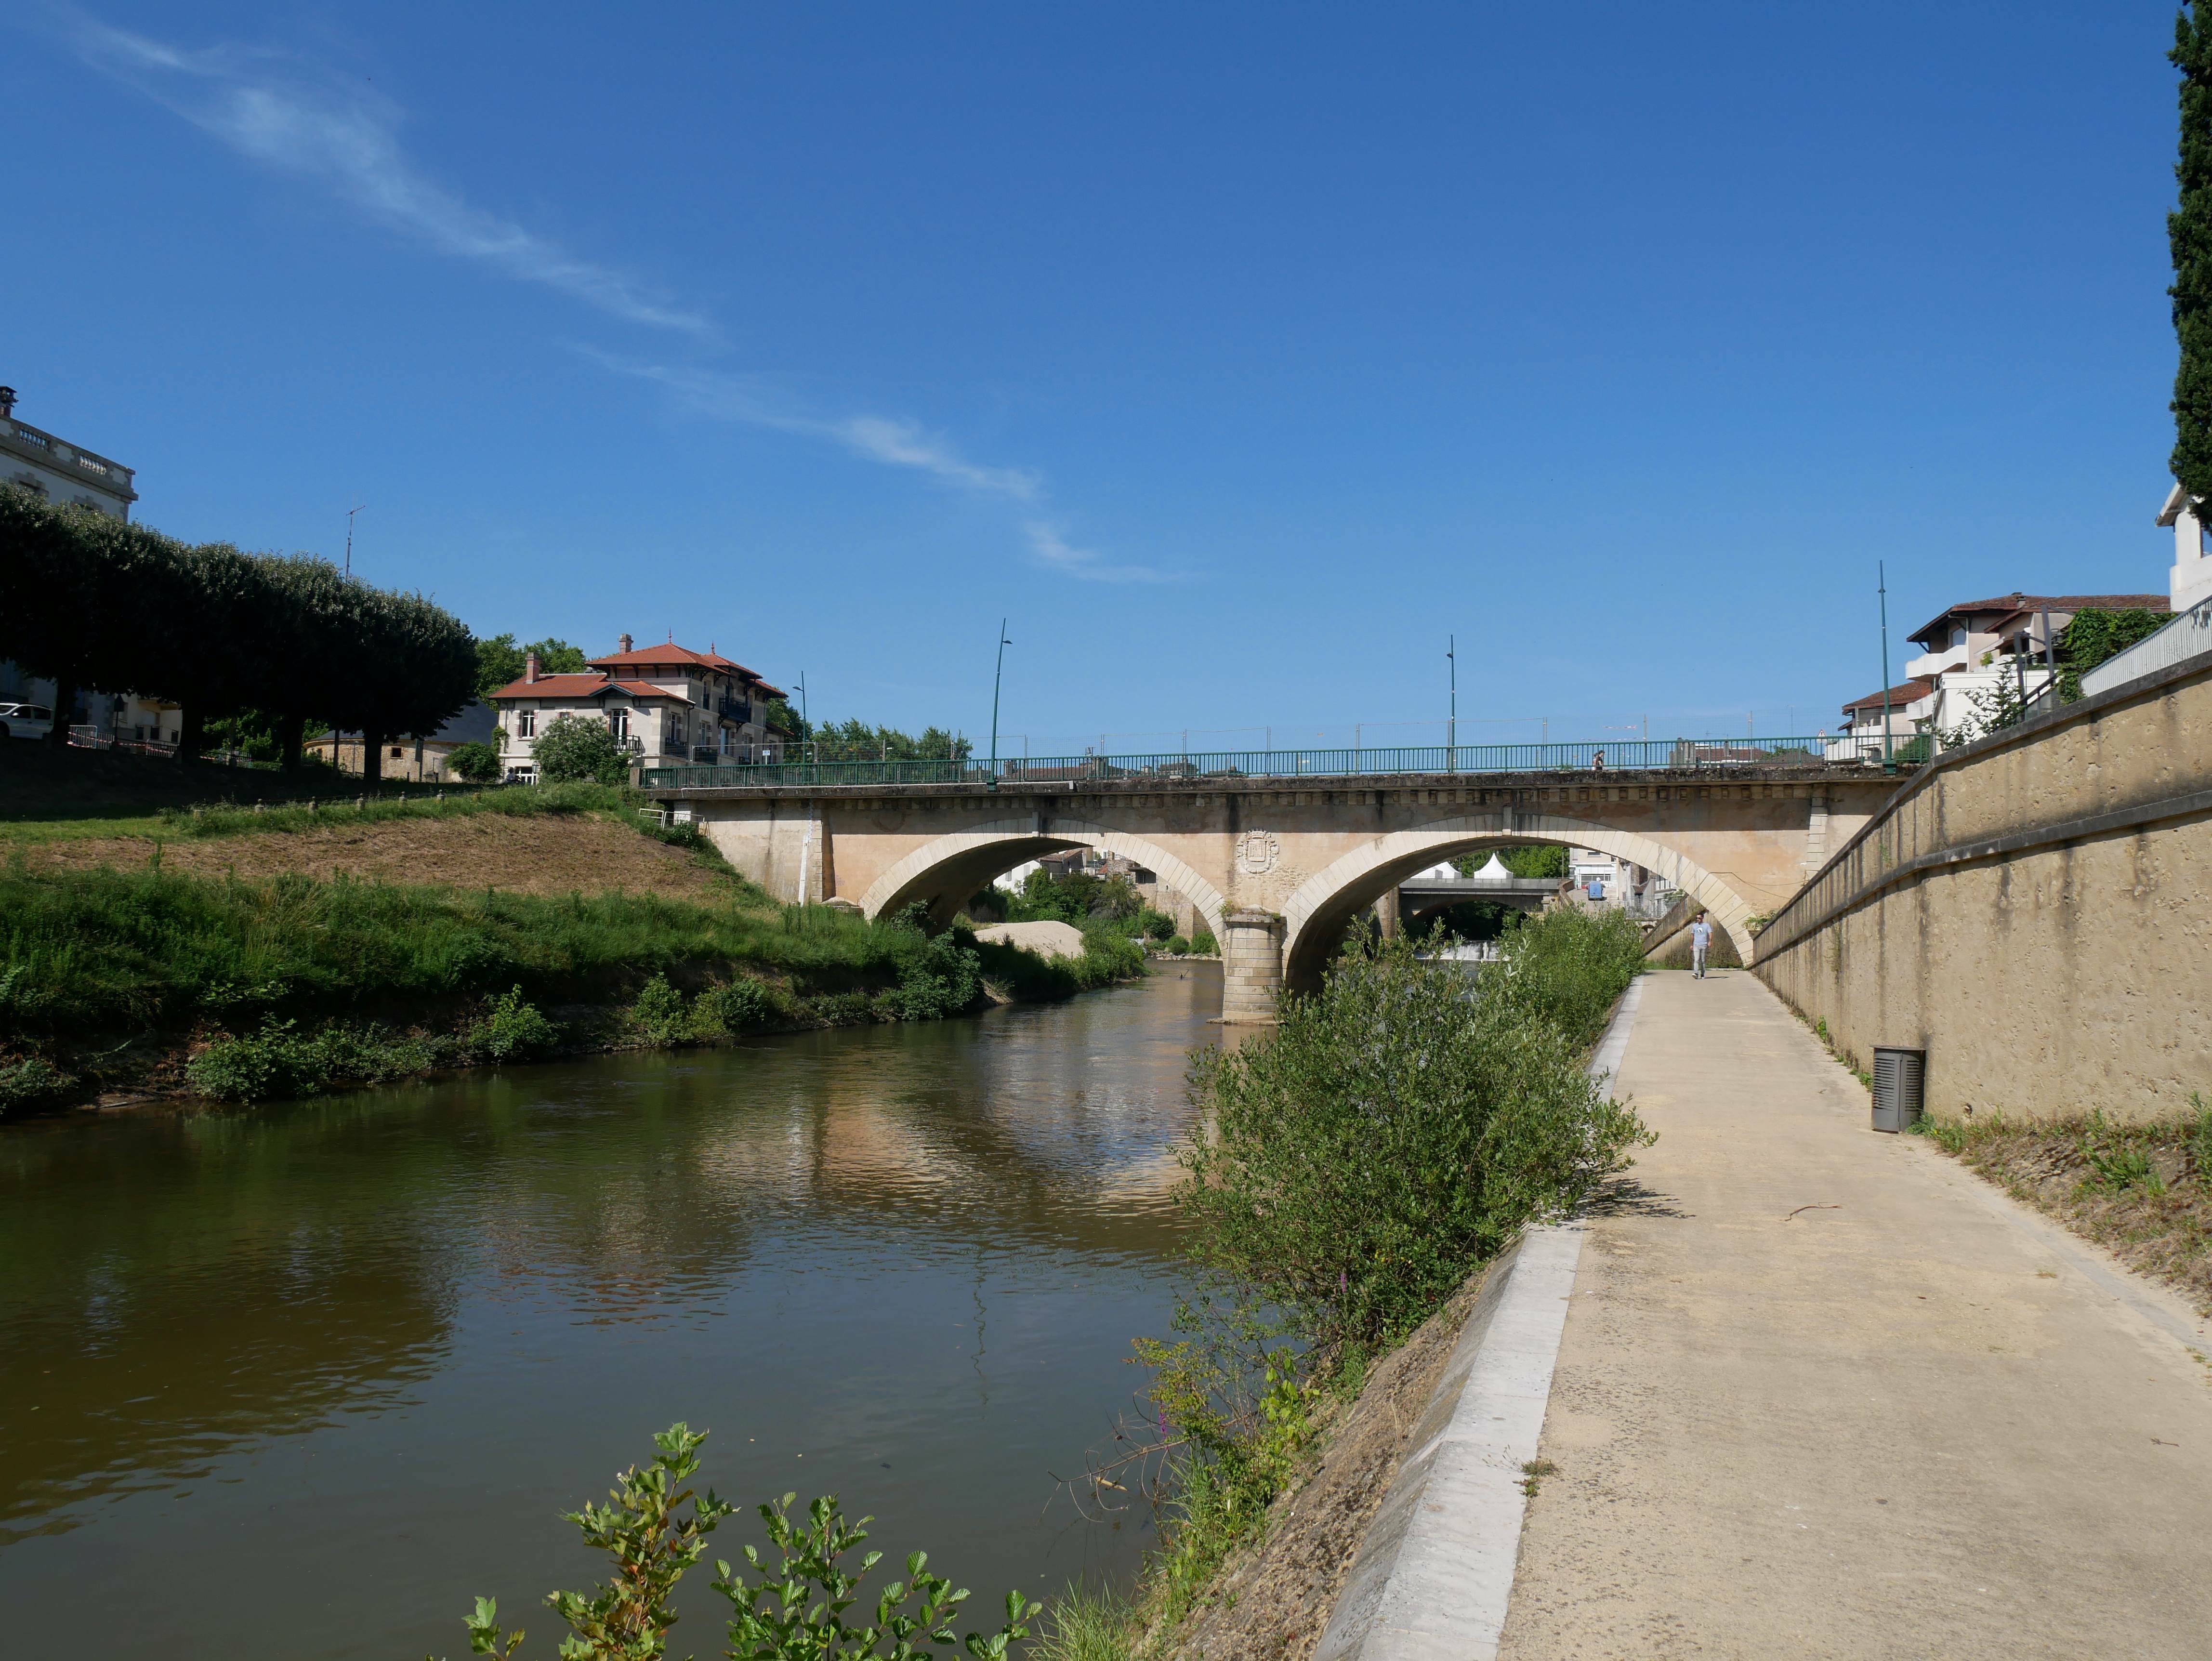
[1871,1046,1926,1134]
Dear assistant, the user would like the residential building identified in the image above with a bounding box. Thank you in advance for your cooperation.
[1904,593,2165,737]
[307,702,499,781]
[1834,592,2167,748]
[1832,680,1933,755]
[487,635,786,782]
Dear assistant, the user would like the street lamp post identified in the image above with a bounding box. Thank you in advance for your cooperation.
[1878,562,1895,771]
[988,619,1012,790]
[1447,634,1457,771]
[795,672,810,768]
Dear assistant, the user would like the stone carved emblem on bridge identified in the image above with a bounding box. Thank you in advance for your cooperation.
[1236,829,1280,876]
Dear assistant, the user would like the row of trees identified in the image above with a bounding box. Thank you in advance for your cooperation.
[0,488,476,784]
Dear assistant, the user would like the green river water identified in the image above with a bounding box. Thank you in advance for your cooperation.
[0,964,1222,1658]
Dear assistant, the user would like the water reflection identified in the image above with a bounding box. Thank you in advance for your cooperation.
[0,965,1220,1660]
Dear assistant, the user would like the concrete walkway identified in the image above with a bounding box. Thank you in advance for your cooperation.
[1498,969,2212,1661]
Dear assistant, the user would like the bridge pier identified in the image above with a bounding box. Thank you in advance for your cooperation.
[1220,910,1286,1024]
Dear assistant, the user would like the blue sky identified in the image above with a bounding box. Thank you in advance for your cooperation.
[3,3,2189,748]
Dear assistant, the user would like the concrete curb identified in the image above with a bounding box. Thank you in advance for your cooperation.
[1312,976,1645,1661]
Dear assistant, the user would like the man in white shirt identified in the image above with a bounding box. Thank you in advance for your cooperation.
[1689,914,1712,979]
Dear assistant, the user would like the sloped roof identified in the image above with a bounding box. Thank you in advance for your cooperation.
[484,673,685,702]
[1908,594,2168,648]
[1842,679,1934,714]
[585,643,786,698]
[1843,679,1935,713]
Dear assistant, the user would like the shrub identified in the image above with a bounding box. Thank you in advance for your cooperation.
[1189,928,1218,955]
[531,713,631,785]
[878,909,983,1020]
[633,973,693,1046]
[447,1424,1035,1661]
[1488,905,1645,1050]
[445,740,502,783]
[1141,909,1177,941]
[697,977,775,1034]
[1166,936,1191,956]
[469,986,559,1062]
[1181,925,1650,1351]
[0,1055,75,1116]
[184,1018,454,1101]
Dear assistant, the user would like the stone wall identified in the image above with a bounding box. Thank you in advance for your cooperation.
[1754,650,2212,1123]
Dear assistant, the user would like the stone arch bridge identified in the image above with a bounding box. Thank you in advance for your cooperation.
[647,765,1897,1020]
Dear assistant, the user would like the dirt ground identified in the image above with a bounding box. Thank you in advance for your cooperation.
[21,811,734,901]
[1159,1268,1489,1661]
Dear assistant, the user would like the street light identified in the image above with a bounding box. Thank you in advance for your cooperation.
[1447,634,1457,771]
[988,619,1012,790]
[795,672,811,768]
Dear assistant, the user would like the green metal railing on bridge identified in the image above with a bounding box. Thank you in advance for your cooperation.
[640,734,1925,791]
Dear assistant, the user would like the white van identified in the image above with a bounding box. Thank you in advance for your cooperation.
[0,702,56,741]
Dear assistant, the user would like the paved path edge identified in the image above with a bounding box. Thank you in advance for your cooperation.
[1311,977,1646,1661]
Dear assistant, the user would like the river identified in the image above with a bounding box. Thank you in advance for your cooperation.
[0,965,1222,1659]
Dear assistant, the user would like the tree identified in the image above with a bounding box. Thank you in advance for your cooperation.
[532,712,630,783]
[475,633,589,699]
[446,740,502,782]
[2175,5,2212,499]
[0,488,184,746]
[324,587,478,786]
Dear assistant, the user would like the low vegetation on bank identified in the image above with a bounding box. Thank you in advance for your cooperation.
[1086,906,1650,1654]
[0,789,1147,1112]
[1918,1102,2212,1315]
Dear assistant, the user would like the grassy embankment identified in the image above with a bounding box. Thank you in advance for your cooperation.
[1916,1107,2212,1316]
[0,752,1142,1115]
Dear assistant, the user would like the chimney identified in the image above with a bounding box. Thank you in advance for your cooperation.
[619,633,633,654]
[0,387,15,419]
[525,651,540,685]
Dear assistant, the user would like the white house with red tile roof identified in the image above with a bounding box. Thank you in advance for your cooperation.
[486,634,787,781]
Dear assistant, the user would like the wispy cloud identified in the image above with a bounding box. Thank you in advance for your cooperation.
[588,353,1181,582]
[1022,522,1177,584]
[49,8,711,337]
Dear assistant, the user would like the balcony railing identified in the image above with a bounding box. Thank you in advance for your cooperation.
[640,734,1911,791]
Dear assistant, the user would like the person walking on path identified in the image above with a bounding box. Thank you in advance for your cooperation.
[1688,912,1711,977]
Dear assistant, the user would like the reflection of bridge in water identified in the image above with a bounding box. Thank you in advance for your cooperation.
[645,737,1910,1021]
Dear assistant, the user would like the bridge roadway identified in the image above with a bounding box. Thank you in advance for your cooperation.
[646,760,1901,1020]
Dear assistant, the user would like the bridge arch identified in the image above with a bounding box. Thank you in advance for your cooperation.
[856,817,1231,940]
[1278,809,1759,991]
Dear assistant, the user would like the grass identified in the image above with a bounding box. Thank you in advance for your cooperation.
[0,855,1143,1108]
[1032,1585,1138,1661]
[1916,1101,2212,1315]
[0,739,479,836]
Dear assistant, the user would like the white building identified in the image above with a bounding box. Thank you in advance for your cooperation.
[0,387,136,519]
[2158,484,2212,615]
[487,636,787,781]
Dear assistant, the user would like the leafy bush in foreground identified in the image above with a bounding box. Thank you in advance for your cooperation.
[443,1424,1035,1661]
[1181,919,1650,1353]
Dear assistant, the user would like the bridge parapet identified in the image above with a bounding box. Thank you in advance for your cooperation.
[640,735,1906,793]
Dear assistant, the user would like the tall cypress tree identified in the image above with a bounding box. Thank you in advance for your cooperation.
[2172,6,2212,497]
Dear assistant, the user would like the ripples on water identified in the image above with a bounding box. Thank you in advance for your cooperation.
[0,966,1222,1660]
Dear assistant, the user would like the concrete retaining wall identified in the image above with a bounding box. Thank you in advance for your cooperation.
[1753,650,2212,1124]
